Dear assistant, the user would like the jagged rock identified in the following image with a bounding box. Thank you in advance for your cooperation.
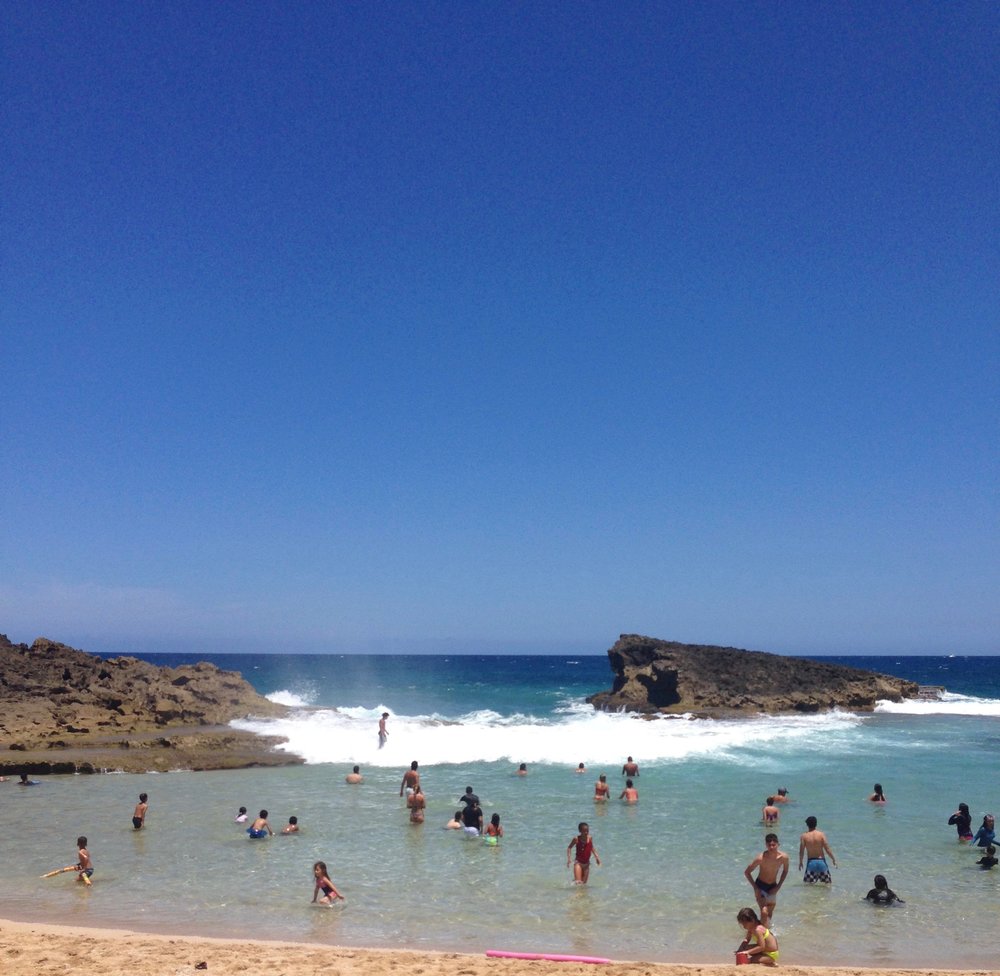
[0,633,299,773]
[587,634,919,715]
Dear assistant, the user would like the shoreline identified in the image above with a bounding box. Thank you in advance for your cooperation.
[1,917,996,976]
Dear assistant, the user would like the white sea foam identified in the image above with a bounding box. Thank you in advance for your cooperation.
[265,688,315,707]
[231,702,864,767]
[876,692,1000,717]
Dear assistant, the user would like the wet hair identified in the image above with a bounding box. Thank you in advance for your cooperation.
[578,763,585,769]
[238,806,247,814]
[410,761,418,770]
[352,765,360,773]
[77,836,87,848]
[288,816,297,825]
[765,833,778,844]
[872,784,885,799]
[465,786,474,794]
[578,822,589,832]
[873,874,888,889]
[519,763,527,770]
[986,845,996,855]
[737,907,759,924]
[599,774,607,782]
[381,712,389,718]
[805,816,818,829]
[313,860,328,874]
[777,788,787,796]
[454,811,463,820]
[625,778,634,788]
[491,813,501,826]
[959,802,970,814]
[139,793,148,802]
[259,809,268,818]
[766,796,775,804]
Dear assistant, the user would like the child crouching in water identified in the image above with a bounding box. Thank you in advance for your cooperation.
[312,861,344,905]
[736,907,778,966]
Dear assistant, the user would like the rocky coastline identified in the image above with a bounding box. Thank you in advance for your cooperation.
[587,634,920,715]
[0,633,301,774]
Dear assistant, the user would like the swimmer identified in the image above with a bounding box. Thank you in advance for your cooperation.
[234,806,248,823]
[976,845,997,869]
[281,816,300,834]
[444,810,463,829]
[594,774,610,802]
[400,761,419,797]
[619,778,638,803]
[345,765,363,784]
[762,797,780,825]
[949,802,973,842]
[132,792,148,830]
[869,783,887,803]
[567,822,601,884]
[799,815,836,883]
[772,787,790,804]
[247,810,273,839]
[409,784,426,824]
[485,812,503,845]
[744,834,789,928]
[735,907,778,966]
[516,762,528,776]
[312,861,344,904]
[864,873,904,903]
[575,762,586,773]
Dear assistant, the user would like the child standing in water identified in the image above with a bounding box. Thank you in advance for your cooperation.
[132,792,148,829]
[735,907,778,965]
[76,836,94,885]
[567,822,601,884]
[485,812,503,845]
[311,861,344,904]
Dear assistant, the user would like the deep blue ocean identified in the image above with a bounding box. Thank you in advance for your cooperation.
[2,652,998,968]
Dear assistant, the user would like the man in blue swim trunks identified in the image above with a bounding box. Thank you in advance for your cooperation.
[799,815,836,883]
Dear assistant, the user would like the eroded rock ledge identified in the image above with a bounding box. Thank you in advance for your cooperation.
[0,633,299,773]
[587,634,919,715]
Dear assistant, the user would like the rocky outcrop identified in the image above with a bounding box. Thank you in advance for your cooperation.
[0,634,299,773]
[587,634,920,715]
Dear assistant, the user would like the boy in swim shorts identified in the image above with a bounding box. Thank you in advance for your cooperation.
[744,833,789,927]
[132,792,148,830]
[799,815,836,883]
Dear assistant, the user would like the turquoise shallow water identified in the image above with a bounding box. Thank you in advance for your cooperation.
[0,653,998,967]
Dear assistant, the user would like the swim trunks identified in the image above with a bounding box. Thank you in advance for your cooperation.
[132,816,143,829]
[82,867,94,879]
[803,857,831,883]
[754,878,778,902]
[247,827,268,839]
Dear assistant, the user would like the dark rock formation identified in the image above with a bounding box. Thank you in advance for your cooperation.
[0,634,299,773]
[587,634,920,715]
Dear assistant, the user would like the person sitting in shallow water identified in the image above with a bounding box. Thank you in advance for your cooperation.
[976,845,997,869]
[864,874,904,904]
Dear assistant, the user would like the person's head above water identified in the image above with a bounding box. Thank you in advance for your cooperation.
[805,816,818,829]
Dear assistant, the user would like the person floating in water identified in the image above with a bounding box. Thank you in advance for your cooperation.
[864,874,904,904]
[799,815,836,883]
[132,792,148,830]
[970,814,996,849]
[378,712,389,749]
[949,802,973,842]
[869,783,887,803]
[976,845,997,869]
[312,861,344,904]
[619,779,639,803]
[735,907,778,966]
[567,822,601,884]
[744,833,789,928]
[248,810,273,838]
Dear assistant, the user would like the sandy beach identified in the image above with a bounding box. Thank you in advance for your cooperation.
[0,918,997,976]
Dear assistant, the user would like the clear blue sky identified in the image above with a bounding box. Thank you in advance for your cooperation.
[2,2,997,656]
